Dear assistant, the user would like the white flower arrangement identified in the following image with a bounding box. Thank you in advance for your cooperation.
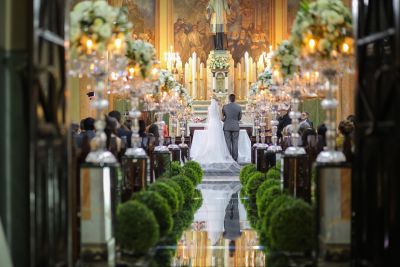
[158,70,177,90]
[210,56,230,70]
[249,82,260,97]
[291,0,353,59]
[70,0,132,55]
[272,40,300,79]
[257,68,273,86]
[173,84,193,108]
[125,39,156,79]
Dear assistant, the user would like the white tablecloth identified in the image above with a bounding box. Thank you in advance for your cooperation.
[191,129,251,164]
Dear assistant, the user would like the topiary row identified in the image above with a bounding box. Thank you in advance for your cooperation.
[115,160,204,265]
[239,163,315,259]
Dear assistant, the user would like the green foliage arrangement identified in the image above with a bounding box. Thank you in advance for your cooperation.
[256,179,281,205]
[183,161,204,182]
[182,167,201,185]
[157,178,184,211]
[116,200,159,255]
[269,198,315,252]
[171,175,195,203]
[132,191,173,237]
[148,182,179,214]
[266,168,281,180]
[245,172,267,203]
[239,164,257,185]
[192,189,203,212]
[257,185,283,220]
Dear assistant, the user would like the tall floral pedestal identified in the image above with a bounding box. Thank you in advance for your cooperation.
[79,163,120,266]
[169,146,181,162]
[255,147,268,172]
[282,154,311,203]
[121,155,148,201]
[152,150,171,180]
[316,162,351,262]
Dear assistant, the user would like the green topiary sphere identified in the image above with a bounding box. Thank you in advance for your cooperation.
[171,175,195,203]
[149,182,179,214]
[183,161,203,182]
[257,185,282,219]
[256,179,281,205]
[269,198,315,252]
[259,194,294,248]
[157,178,184,211]
[245,172,267,204]
[266,168,281,180]
[116,200,160,255]
[240,164,257,186]
[192,189,203,211]
[132,191,173,237]
[182,167,200,185]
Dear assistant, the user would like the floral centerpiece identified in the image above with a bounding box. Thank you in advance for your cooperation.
[272,40,300,80]
[173,84,193,108]
[125,39,157,79]
[70,0,132,56]
[257,68,273,88]
[158,69,177,90]
[290,0,353,60]
[210,56,230,70]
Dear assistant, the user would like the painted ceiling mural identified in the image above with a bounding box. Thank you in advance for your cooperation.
[173,0,273,64]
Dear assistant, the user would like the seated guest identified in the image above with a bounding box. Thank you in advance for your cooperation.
[75,117,96,148]
[109,110,132,148]
[147,116,160,138]
[277,104,291,139]
[104,116,122,156]
[300,111,313,128]
[317,124,327,153]
[337,119,355,163]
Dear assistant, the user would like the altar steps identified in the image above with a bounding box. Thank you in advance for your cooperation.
[191,100,248,118]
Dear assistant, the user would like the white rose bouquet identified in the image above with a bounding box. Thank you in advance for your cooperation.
[272,40,300,79]
[210,56,230,70]
[257,68,273,87]
[70,0,132,56]
[125,39,156,79]
[158,70,177,90]
[291,0,353,59]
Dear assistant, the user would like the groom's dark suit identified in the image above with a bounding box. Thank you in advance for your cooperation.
[222,102,242,161]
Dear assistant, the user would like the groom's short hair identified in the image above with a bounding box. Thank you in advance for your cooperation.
[229,94,236,102]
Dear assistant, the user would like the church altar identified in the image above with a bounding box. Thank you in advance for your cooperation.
[190,129,251,164]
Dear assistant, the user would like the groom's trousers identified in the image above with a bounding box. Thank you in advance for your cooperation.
[224,130,240,161]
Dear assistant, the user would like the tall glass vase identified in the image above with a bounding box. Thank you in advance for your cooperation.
[268,104,282,152]
[125,95,147,157]
[285,90,306,155]
[316,69,346,163]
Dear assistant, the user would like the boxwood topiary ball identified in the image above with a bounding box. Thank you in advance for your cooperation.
[269,198,315,252]
[132,190,173,237]
[256,179,281,205]
[183,161,203,182]
[148,182,179,214]
[116,200,160,255]
[171,175,195,203]
[245,172,267,203]
[240,164,257,186]
[260,194,294,247]
[266,168,281,180]
[157,178,184,211]
[192,189,203,211]
[257,185,282,219]
[182,167,200,185]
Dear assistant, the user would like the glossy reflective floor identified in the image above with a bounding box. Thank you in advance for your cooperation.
[172,176,265,267]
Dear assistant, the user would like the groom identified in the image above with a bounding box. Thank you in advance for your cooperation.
[222,94,242,161]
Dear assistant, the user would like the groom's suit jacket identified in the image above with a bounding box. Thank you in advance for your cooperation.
[222,102,242,131]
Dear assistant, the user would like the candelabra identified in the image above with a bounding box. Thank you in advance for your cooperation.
[164,46,182,78]
[125,96,147,157]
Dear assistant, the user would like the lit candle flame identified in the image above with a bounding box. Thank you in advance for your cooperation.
[308,39,316,52]
[342,42,350,53]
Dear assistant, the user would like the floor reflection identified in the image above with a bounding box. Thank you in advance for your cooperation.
[173,180,265,267]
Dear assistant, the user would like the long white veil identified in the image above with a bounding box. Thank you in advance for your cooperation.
[190,99,240,172]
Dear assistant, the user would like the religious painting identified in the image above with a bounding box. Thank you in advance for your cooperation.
[173,0,273,64]
[122,0,156,45]
[287,0,300,37]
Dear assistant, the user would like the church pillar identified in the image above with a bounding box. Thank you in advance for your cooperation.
[158,0,174,68]
[273,0,287,47]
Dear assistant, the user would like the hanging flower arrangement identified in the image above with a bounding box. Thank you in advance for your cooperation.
[257,68,273,88]
[125,39,157,79]
[272,40,300,80]
[70,0,132,56]
[172,84,193,108]
[210,56,230,70]
[290,0,353,59]
[158,70,177,90]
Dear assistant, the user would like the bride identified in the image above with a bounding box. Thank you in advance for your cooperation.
[190,99,239,171]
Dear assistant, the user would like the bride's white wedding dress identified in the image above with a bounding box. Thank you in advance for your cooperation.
[190,99,240,172]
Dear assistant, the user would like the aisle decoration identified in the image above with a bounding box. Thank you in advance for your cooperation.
[125,39,157,79]
[116,161,204,266]
[272,40,299,80]
[239,163,315,266]
[291,0,354,162]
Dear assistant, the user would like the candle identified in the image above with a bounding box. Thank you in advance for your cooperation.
[86,38,93,54]
[308,38,316,54]
[114,37,122,54]
[342,42,350,53]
